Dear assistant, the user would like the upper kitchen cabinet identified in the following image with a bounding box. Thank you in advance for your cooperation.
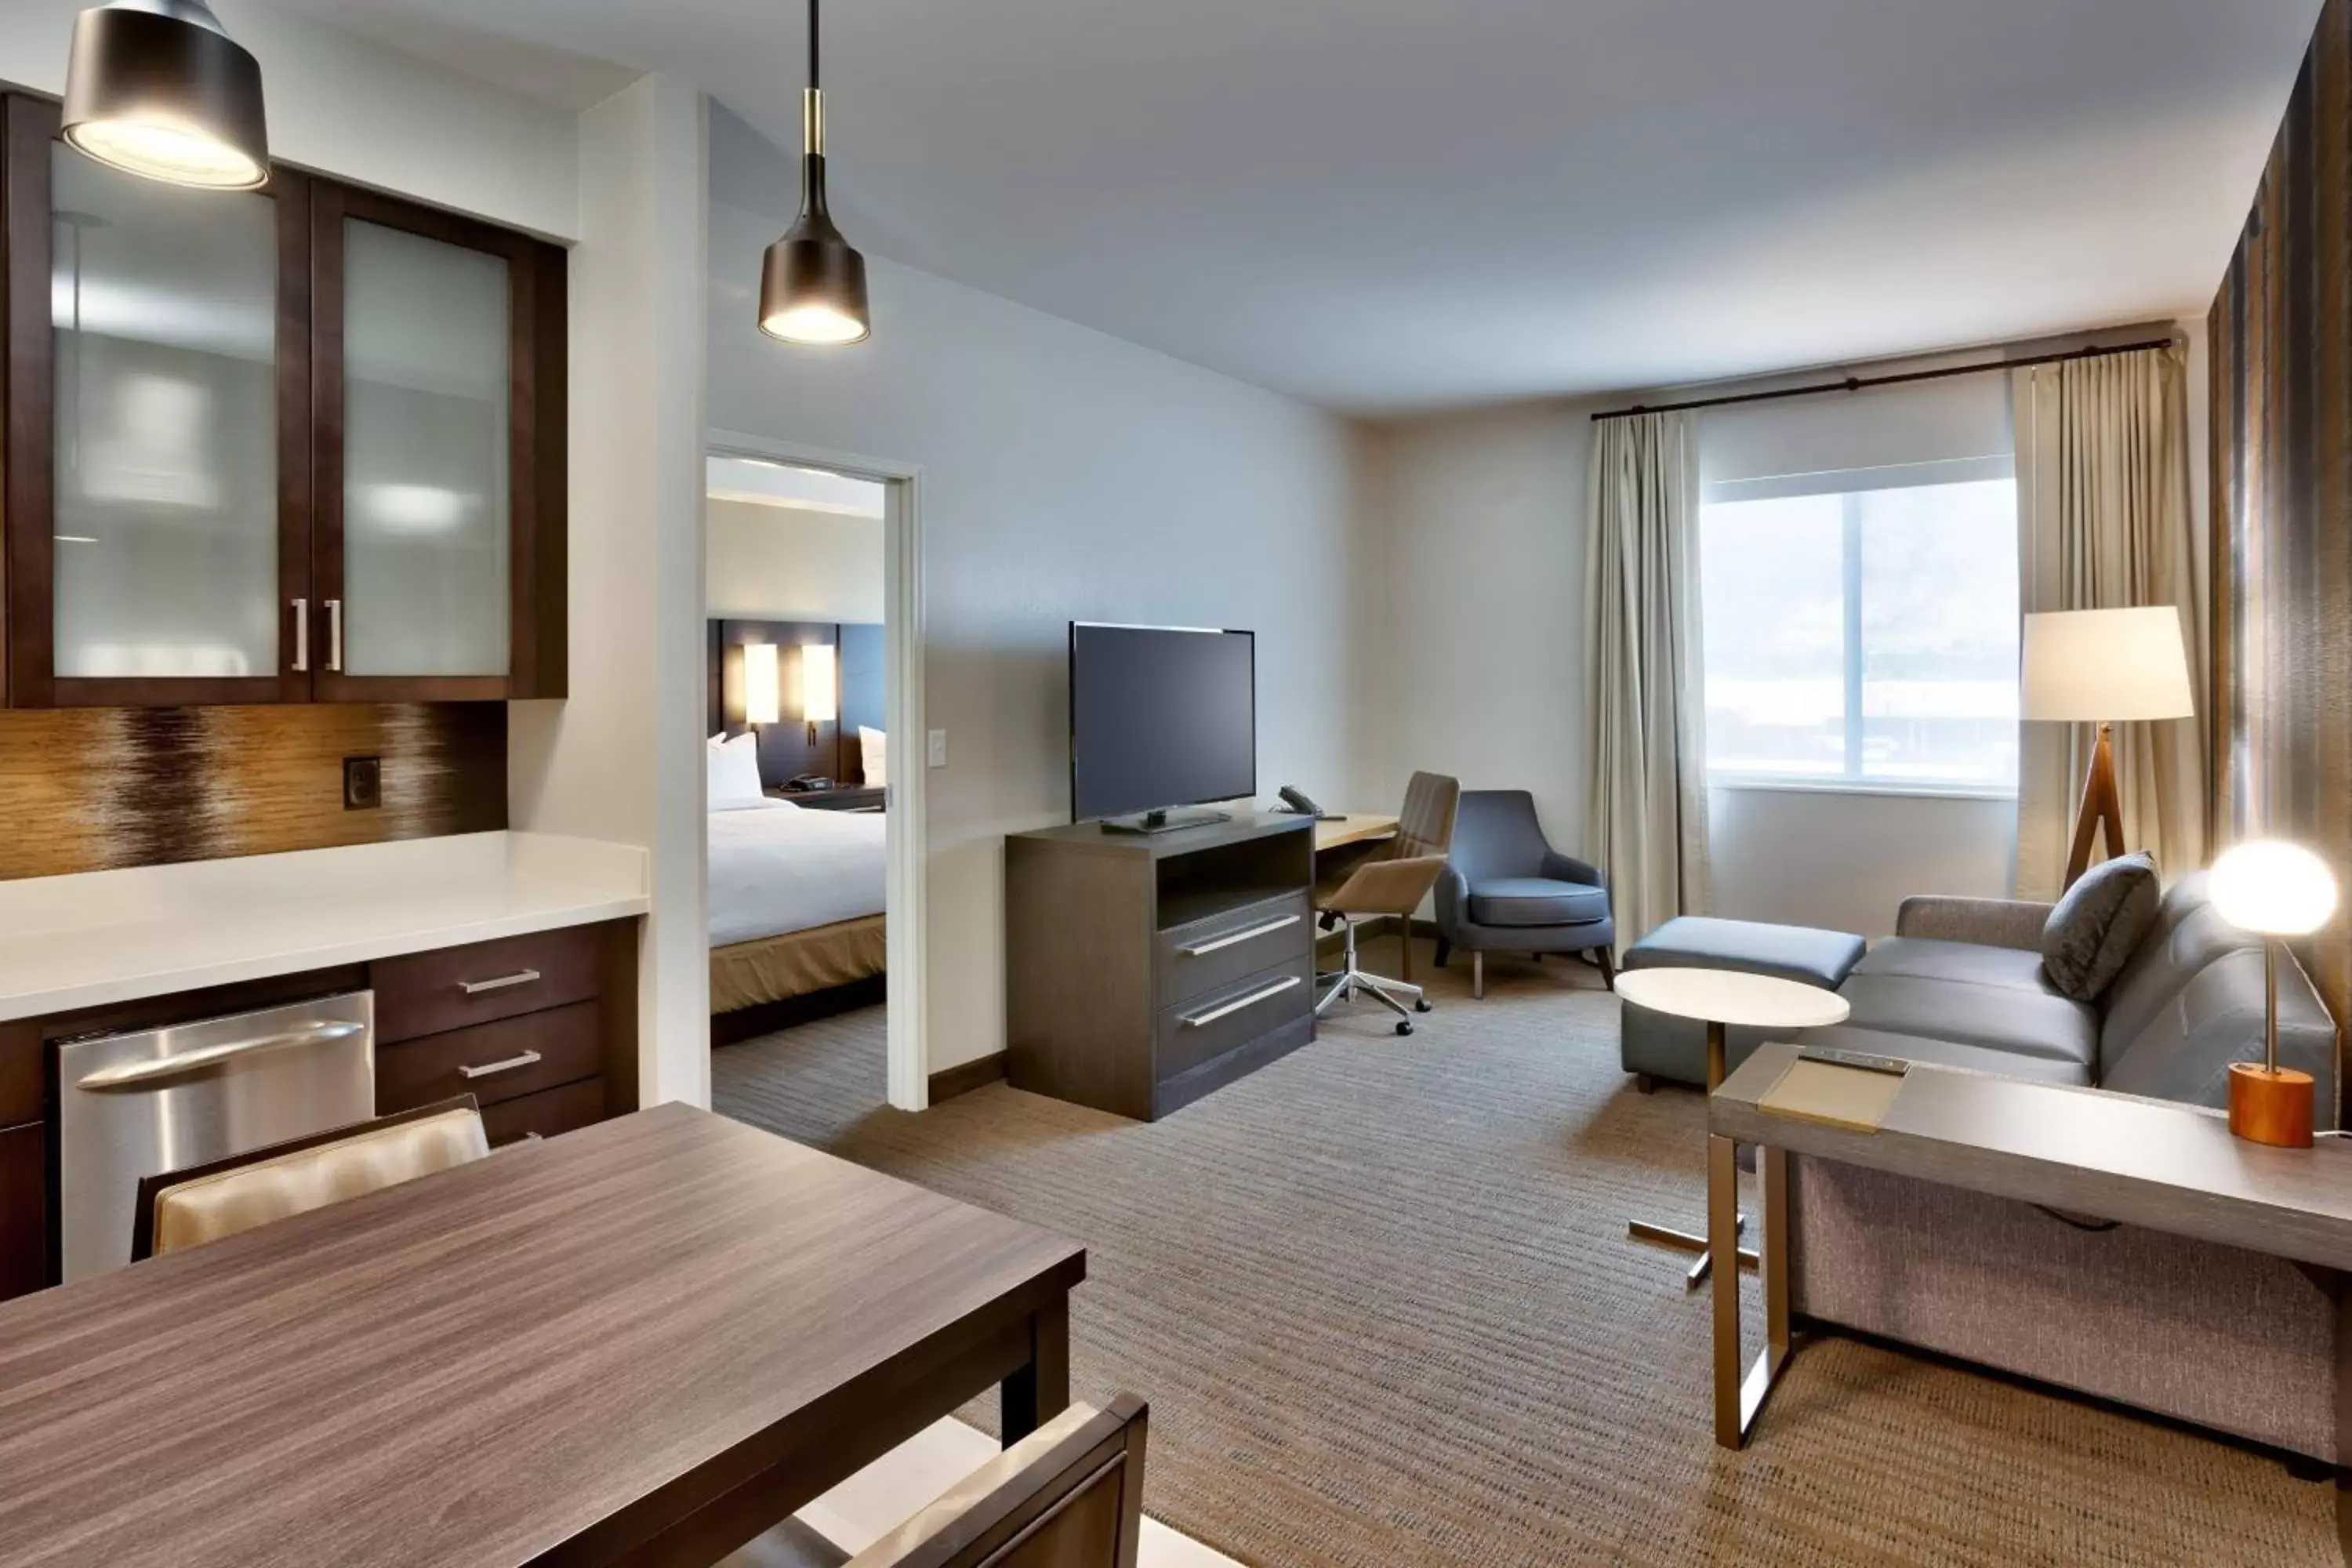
[0,93,567,707]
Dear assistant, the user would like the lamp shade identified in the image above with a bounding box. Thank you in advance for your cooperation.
[800,643,838,725]
[62,1,269,191]
[2020,608,2195,723]
[2211,840,2338,937]
[743,643,780,726]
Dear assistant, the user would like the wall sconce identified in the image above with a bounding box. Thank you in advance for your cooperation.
[800,642,837,746]
[743,642,781,727]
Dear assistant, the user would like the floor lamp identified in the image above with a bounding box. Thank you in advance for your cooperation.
[2020,608,2194,890]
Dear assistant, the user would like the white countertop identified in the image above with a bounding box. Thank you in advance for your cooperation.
[0,832,648,1022]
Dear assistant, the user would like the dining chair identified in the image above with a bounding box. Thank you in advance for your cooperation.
[131,1096,489,1262]
[1314,771,1461,1034]
[724,1395,1149,1568]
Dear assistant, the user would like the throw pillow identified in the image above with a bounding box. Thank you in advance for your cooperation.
[859,725,888,788]
[2041,851,2161,1001]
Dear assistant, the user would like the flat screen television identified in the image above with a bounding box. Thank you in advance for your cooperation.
[1069,622,1256,828]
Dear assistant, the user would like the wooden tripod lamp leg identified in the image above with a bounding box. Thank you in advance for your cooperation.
[2062,721,2127,891]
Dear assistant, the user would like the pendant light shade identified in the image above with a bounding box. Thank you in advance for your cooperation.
[62,1,269,191]
[760,0,869,346]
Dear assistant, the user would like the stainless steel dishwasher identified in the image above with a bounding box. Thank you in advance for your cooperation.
[57,990,375,1281]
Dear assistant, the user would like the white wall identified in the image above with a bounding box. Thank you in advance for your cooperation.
[0,0,579,240]
[509,78,710,1107]
[706,499,885,622]
[1707,788,2017,937]
[706,200,1365,1075]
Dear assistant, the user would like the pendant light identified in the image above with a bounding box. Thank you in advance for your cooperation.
[759,0,870,346]
[62,1,269,191]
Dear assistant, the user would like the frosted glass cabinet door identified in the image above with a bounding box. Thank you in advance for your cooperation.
[46,143,290,693]
[335,217,512,680]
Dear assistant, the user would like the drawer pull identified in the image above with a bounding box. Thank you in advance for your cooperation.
[1177,913,1301,958]
[459,969,543,996]
[456,1049,543,1080]
[1178,975,1301,1029]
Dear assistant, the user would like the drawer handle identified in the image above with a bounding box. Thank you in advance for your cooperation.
[1178,913,1301,958]
[459,969,542,996]
[456,1049,543,1080]
[1178,975,1301,1029]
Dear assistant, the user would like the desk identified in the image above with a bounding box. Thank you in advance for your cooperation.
[0,1105,1083,1567]
[1312,813,1398,852]
[1708,1043,2352,1553]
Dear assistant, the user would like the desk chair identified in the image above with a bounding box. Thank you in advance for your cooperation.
[724,1396,1149,1568]
[131,1097,489,1261]
[1315,771,1460,1034]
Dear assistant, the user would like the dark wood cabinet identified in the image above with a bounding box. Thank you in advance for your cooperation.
[0,1123,45,1303]
[0,92,565,708]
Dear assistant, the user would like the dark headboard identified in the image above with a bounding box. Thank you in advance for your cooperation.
[706,619,885,789]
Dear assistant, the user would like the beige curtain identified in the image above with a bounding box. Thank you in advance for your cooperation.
[1585,411,1709,953]
[2013,345,2208,899]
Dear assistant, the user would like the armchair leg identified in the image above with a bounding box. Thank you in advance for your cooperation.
[1595,947,1617,992]
[1434,938,1452,968]
[1473,951,1485,1000]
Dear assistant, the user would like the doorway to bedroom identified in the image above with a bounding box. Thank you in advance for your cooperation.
[701,443,924,1117]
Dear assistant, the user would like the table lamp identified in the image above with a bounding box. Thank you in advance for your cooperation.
[2020,608,2195,889]
[2210,840,2338,1149]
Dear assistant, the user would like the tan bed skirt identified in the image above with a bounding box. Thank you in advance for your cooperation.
[711,915,887,1014]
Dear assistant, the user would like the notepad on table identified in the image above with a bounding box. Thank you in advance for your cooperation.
[1758,1057,1907,1132]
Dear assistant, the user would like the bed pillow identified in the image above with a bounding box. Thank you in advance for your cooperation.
[706,732,769,811]
[859,726,888,788]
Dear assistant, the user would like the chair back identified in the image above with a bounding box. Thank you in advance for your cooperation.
[133,1097,488,1261]
[1449,789,1552,882]
[1394,771,1461,860]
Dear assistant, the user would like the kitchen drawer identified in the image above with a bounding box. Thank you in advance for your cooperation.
[0,1123,46,1302]
[378,1002,603,1113]
[0,1023,37,1127]
[1155,954,1312,1083]
[481,1077,608,1147]
[372,923,608,1043]
[1156,892,1312,1007]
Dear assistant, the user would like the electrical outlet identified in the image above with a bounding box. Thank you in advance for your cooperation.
[927,728,947,768]
[343,755,383,811]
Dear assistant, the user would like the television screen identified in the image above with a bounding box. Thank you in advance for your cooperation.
[1069,623,1256,822]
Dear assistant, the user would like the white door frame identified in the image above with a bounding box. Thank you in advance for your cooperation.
[706,428,929,1112]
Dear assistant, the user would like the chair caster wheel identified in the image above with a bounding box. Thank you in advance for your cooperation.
[1414,999,1432,1013]
[1396,1021,1414,1036]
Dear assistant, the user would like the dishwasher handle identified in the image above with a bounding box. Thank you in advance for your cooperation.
[75,1020,368,1091]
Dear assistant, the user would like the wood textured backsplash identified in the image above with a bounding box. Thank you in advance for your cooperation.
[0,704,506,880]
[2209,0,2352,1056]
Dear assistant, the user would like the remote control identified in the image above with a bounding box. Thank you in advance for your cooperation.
[1797,1044,1911,1076]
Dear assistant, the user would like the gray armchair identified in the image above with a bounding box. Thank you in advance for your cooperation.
[1433,790,1614,998]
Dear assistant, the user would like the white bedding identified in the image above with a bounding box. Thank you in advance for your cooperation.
[707,800,887,946]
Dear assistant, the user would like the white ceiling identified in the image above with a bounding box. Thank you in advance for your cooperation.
[273,0,2324,415]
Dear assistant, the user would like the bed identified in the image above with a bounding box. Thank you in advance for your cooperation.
[708,799,887,1029]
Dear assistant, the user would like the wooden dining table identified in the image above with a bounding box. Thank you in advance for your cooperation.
[0,1103,1086,1567]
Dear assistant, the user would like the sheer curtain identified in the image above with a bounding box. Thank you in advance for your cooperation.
[1585,411,1709,952]
[2012,344,2208,898]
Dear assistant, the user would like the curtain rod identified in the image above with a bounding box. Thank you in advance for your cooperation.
[1588,336,2179,423]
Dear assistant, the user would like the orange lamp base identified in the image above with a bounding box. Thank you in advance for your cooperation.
[2228,1062,2315,1149]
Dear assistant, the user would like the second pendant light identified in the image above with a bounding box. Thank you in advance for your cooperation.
[760,0,870,347]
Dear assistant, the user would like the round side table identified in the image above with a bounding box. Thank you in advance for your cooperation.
[1614,967,1851,1289]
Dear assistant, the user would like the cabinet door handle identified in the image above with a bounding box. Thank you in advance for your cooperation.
[291,598,309,673]
[458,968,542,996]
[456,1049,543,1080]
[1178,913,1301,958]
[325,598,344,672]
[1178,975,1301,1029]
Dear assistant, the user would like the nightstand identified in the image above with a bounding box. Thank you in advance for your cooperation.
[769,784,885,811]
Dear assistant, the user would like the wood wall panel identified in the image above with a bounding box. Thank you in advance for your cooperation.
[0,703,505,880]
[2210,0,2352,1080]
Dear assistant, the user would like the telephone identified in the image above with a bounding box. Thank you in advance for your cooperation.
[785,775,835,793]
[1276,785,1336,820]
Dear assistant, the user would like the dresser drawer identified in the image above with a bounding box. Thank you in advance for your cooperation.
[1156,954,1313,1082]
[480,1077,608,1147]
[378,1002,603,1113]
[372,924,607,1043]
[1156,892,1312,1007]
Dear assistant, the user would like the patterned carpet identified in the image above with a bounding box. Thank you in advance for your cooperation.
[710,938,2336,1567]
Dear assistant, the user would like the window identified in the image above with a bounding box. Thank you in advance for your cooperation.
[1699,472,2020,792]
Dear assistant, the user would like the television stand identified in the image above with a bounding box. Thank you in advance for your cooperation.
[1098,806,1234,836]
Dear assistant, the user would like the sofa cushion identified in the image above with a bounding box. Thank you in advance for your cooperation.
[1836,974,2099,1067]
[2040,851,2160,1001]
[1791,1025,2094,1088]
[1625,916,1865,989]
[1851,938,2071,997]
[1467,877,1610,927]
[2097,898,2259,1075]
[2100,946,2337,1116]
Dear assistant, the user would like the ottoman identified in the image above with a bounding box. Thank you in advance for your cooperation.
[1619,916,1865,1089]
